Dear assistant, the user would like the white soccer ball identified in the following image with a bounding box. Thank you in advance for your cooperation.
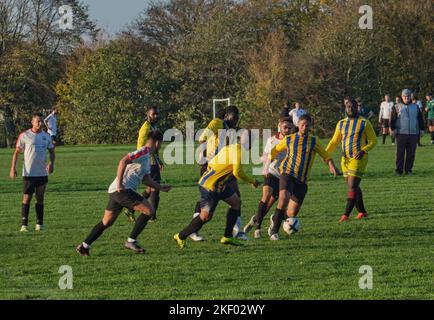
[283,217,300,235]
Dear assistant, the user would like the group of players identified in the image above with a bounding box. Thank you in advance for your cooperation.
[9,97,378,256]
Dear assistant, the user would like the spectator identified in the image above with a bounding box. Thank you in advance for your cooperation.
[288,101,306,127]
[425,93,434,145]
[390,89,425,176]
[411,94,424,146]
[378,94,394,144]
[44,107,58,145]
[356,98,375,121]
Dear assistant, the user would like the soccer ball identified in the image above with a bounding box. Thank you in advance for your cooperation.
[283,217,300,235]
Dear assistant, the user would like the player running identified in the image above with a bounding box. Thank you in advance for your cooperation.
[190,106,242,241]
[10,113,55,232]
[426,93,434,144]
[173,130,260,249]
[125,106,163,222]
[76,131,171,256]
[267,114,338,240]
[326,98,377,223]
[242,117,292,238]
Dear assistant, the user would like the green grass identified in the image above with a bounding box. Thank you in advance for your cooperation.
[0,138,433,300]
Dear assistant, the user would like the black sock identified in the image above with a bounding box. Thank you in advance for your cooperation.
[142,190,150,199]
[224,208,240,238]
[355,188,366,213]
[194,201,201,214]
[179,216,205,240]
[382,134,386,144]
[84,221,108,246]
[21,203,30,226]
[271,208,285,234]
[391,135,395,143]
[149,191,160,219]
[35,203,44,225]
[255,201,268,229]
[431,132,434,141]
[129,213,150,240]
[344,190,357,216]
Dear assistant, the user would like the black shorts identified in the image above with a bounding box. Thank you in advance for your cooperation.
[200,163,208,176]
[150,164,161,182]
[198,186,235,213]
[279,174,308,205]
[264,174,280,199]
[428,119,434,126]
[23,176,48,195]
[106,190,144,213]
[381,119,390,128]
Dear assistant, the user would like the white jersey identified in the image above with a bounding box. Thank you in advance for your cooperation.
[108,147,151,194]
[16,129,54,177]
[262,134,285,178]
[379,101,393,120]
[289,108,307,126]
[44,113,57,136]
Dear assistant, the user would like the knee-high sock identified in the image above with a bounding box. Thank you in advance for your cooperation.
[391,134,395,143]
[194,201,201,214]
[21,203,30,226]
[255,201,268,229]
[129,213,150,240]
[84,221,108,246]
[149,191,160,219]
[271,208,285,235]
[355,187,367,214]
[225,208,240,238]
[431,132,434,141]
[35,203,44,225]
[179,216,205,240]
[382,134,386,144]
[344,190,357,216]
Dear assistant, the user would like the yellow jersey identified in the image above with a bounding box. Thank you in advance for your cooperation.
[270,133,330,184]
[137,120,158,165]
[199,118,230,161]
[326,117,377,159]
[199,144,256,192]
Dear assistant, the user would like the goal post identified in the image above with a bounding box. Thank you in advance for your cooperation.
[212,98,231,119]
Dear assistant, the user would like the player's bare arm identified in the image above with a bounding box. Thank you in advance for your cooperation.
[9,148,20,180]
[47,148,56,174]
[142,174,171,192]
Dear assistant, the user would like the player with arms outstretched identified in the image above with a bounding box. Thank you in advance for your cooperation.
[326,98,377,223]
[267,114,338,240]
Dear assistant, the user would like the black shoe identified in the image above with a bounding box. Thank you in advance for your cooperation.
[395,171,403,176]
[76,243,90,256]
[124,241,145,253]
[405,171,413,176]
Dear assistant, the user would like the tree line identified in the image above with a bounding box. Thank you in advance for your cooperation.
[1,0,433,146]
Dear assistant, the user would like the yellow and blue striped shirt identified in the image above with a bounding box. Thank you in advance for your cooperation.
[199,144,256,192]
[198,118,230,161]
[270,133,330,184]
[326,117,377,159]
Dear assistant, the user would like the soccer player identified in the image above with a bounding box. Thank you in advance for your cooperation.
[425,93,434,144]
[288,101,306,127]
[267,114,338,240]
[10,112,55,232]
[242,117,292,238]
[135,106,163,221]
[76,131,171,256]
[173,130,260,249]
[190,106,241,241]
[326,99,377,223]
[378,95,393,144]
[44,107,58,145]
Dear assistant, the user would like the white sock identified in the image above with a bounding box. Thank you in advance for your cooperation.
[127,237,136,243]
[82,242,90,249]
[193,212,200,218]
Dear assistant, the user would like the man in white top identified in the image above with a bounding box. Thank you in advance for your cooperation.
[289,101,307,128]
[379,94,394,144]
[10,112,55,232]
[242,118,292,238]
[44,107,58,145]
[76,130,171,256]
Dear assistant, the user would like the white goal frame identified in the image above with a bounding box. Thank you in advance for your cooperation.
[212,98,231,119]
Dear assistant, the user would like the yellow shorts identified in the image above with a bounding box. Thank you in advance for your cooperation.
[341,157,368,178]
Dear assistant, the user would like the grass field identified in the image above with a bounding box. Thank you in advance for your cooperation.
[0,137,433,300]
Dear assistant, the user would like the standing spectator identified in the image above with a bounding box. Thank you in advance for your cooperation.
[390,89,425,176]
[288,101,306,127]
[44,107,58,145]
[379,94,394,144]
[426,93,434,144]
[411,94,424,146]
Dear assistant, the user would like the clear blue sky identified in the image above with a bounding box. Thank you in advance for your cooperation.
[82,0,151,35]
